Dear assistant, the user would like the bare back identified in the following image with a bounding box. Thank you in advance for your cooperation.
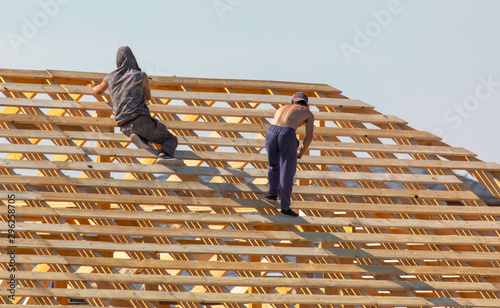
[271,104,313,130]
[270,103,315,158]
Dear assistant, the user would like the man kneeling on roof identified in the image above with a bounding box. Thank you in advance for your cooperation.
[87,46,179,165]
[264,92,315,217]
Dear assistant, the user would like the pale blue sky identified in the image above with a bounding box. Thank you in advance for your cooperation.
[2,0,500,163]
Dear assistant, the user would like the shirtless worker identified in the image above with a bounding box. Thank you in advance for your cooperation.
[87,46,179,165]
[264,92,314,217]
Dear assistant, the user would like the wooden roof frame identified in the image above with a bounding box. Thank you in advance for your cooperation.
[1,68,500,307]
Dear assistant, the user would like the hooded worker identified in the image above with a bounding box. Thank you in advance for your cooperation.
[87,46,180,165]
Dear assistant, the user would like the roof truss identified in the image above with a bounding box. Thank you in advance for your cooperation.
[1,68,500,307]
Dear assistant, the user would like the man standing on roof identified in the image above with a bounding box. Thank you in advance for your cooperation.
[264,92,315,217]
[87,46,179,165]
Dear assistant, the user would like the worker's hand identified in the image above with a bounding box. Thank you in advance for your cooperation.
[297,146,304,159]
[87,80,108,95]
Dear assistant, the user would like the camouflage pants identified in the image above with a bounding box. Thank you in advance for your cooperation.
[120,114,178,156]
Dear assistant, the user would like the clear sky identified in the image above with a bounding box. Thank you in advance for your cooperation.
[2,0,500,163]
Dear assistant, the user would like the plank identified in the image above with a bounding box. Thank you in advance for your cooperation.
[0,97,398,123]
[0,158,464,184]
[3,222,500,246]
[149,76,341,93]
[0,82,66,94]
[63,84,371,109]
[0,306,108,308]
[0,68,51,79]
[47,69,341,93]
[6,192,500,216]
[3,238,500,261]
[0,113,441,140]
[2,287,499,306]
[167,120,440,140]
[0,128,475,157]
[0,143,496,171]
[3,205,498,231]
[46,69,107,81]
[0,97,111,111]
[2,271,499,292]
[3,254,500,277]
[0,174,480,201]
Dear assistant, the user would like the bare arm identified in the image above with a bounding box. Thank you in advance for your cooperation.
[298,112,314,159]
[87,80,108,95]
[142,72,152,101]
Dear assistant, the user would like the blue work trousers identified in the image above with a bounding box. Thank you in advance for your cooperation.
[265,125,299,210]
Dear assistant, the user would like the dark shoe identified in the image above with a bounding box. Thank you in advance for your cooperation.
[157,153,184,166]
[280,209,299,217]
[264,194,278,202]
[130,133,153,150]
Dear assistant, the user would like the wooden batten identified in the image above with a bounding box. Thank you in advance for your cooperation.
[1,68,500,308]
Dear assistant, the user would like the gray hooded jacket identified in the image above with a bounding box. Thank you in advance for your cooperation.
[105,46,150,125]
